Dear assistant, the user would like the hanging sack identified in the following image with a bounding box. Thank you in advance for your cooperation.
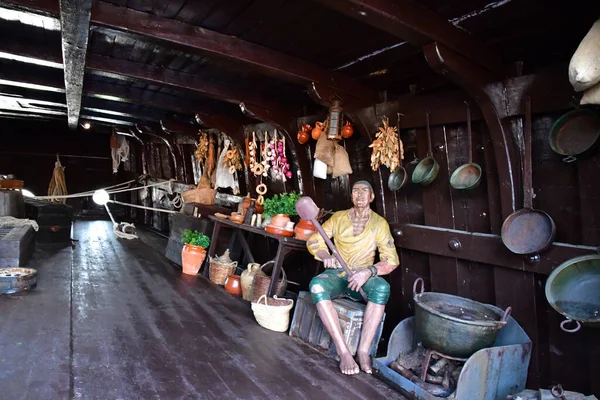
[569,19,600,92]
[314,134,335,167]
[331,143,353,178]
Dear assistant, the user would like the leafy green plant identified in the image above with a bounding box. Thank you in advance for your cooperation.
[263,191,302,218]
[181,229,211,248]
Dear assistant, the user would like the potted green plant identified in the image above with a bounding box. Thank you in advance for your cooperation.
[263,192,302,229]
[181,229,211,275]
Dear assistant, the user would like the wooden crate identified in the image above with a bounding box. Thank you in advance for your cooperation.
[0,225,35,268]
[24,198,73,245]
[289,291,385,360]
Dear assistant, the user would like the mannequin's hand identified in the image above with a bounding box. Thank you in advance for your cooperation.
[348,269,371,292]
[317,250,340,268]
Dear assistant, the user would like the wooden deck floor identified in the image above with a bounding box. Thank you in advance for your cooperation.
[0,220,406,400]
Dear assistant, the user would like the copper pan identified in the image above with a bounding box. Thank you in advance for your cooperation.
[501,97,556,255]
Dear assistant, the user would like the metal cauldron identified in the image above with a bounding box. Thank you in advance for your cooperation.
[412,278,511,358]
[545,254,600,333]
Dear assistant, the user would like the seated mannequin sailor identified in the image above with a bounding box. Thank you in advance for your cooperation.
[306,180,400,375]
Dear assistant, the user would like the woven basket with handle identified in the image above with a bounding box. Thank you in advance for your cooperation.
[251,260,287,302]
[209,257,238,285]
[251,295,294,332]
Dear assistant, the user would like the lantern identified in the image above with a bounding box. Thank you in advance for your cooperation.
[326,99,343,141]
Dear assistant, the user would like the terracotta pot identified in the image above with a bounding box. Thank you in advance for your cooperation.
[241,263,260,301]
[224,275,242,296]
[342,122,354,139]
[312,122,324,140]
[270,214,290,228]
[181,244,207,275]
[294,219,317,241]
[239,197,264,215]
[297,130,310,144]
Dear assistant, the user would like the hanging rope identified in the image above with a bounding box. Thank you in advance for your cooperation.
[48,155,68,203]
[33,179,176,200]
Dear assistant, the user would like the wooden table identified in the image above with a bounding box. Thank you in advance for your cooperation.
[206,216,309,296]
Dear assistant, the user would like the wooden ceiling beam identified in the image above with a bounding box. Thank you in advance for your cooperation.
[86,55,299,116]
[0,62,252,126]
[0,38,298,115]
[58,0,92,129]
[0,0,380,104]
[313,0,508,78]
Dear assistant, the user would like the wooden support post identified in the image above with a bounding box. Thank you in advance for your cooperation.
[59,0,92,129]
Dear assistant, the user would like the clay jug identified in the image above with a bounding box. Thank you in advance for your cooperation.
[224,275,242,296]
[294,219,317,241]
[181,244,207,275]
[241,262,260,301]
[271,214,290,228]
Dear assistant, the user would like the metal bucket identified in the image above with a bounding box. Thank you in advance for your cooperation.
[412,278,511,358]
[545,254,600,333]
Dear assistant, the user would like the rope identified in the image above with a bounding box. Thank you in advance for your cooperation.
[32,179,176,200]
[104,203,138,240]
[109,199,177,214]
[170,193,183,209]
[48,156,68,203]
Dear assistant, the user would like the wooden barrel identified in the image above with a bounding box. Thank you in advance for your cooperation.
[0,189,25,218]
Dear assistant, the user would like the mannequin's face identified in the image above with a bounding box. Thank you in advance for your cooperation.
[351,184,374,209]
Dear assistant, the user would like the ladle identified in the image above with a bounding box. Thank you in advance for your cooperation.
[388,113,407,191]
[450,103,483,190]
[412,110,439,185]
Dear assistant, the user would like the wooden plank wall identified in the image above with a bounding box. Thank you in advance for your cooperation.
[133,102,599,394]
[339,107,599,394]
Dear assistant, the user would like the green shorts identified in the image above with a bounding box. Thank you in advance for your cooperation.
[309,269,391,305]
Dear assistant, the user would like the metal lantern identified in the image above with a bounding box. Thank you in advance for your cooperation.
[326,99,343,141]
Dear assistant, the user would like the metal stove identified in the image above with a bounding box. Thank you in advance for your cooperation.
[374,305,531,400]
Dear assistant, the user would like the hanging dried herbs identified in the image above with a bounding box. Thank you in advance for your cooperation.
[195,132,209,165]
[369,117,403,171]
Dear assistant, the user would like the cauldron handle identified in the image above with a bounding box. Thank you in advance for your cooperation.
[497,306,512,326]
[413,277,425,297]
[560,318,581,333]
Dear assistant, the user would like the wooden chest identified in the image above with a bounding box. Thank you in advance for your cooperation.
[24,198,73,245]
[289,291,385,360]
[0,225,35,267]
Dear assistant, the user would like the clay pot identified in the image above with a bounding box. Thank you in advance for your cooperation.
[230,213,244,224]
[312,122,324,140]
[297,130,310,144]
[239,196,264,215]
[224,275,242,296]
[181,244,207,275]
[342,122,354,139]
[241,262,260,301]
[294,219,317,241]
[270,214,290,228]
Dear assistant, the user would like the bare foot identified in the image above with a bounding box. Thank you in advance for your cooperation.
[356,351,372,374]
[339,353,360,375]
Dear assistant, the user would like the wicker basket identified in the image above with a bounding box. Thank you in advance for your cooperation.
[251,295,294,332]
[209,258,238,285]
[182,187,216,205]
[252,260,287,302]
